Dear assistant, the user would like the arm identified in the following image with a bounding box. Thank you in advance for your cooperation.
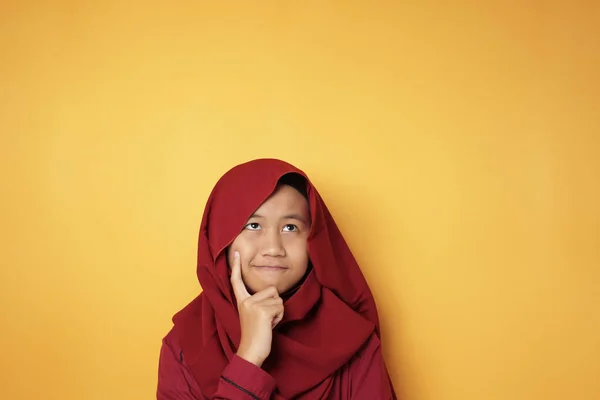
[157,338,276,400]
[349,334,397,400]
[215,355,277,400]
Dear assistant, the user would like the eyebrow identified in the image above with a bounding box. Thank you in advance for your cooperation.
[249,213,309,225]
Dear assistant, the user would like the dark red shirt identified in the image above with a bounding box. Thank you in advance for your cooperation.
[157,331,394,400]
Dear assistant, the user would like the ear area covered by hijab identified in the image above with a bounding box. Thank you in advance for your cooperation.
[171,158,383,399]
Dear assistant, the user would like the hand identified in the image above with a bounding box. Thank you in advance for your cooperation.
[231,251,284,367]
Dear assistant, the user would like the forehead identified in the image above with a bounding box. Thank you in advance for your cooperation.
[253,185,309,216]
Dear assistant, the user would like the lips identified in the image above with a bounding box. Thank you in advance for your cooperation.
[253,265,288,270]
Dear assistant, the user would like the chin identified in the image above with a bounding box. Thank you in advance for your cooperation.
[248,280,287,295]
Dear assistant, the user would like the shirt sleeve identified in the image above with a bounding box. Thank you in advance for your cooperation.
[349,334,397,400]
[157,337,205,400]
[157,336,276,400]
[214,355,277,400]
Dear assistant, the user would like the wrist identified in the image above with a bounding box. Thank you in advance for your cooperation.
[236,350,265,367]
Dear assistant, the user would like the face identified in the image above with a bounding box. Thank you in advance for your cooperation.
[227,184,311,295]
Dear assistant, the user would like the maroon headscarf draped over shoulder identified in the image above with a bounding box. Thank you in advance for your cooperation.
[172,159,380,399]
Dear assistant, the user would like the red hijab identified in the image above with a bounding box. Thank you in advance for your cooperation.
[172,159,382,399]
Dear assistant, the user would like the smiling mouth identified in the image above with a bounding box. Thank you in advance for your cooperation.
[253,265,288,270]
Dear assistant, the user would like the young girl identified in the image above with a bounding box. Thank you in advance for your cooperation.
[157,159,396,399]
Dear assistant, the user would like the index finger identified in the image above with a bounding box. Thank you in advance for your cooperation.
[230,251,250,304]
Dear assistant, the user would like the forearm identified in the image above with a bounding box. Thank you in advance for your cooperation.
[213,355,276,400]
[157,340,276,400]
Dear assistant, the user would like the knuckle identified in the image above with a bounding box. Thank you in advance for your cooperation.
[241,300,252,310]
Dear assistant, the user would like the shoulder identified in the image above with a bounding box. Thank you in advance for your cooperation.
[161,326,184,363]
[350,332,382,367]
[341,333,395,399]
[157,327,205,399]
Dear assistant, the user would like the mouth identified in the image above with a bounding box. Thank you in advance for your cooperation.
[252,265,288,271]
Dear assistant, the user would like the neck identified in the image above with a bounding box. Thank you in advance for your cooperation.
[281,264,312,300]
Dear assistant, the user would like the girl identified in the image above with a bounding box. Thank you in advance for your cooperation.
[157,158,396,399]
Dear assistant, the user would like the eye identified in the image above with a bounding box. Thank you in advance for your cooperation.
[245,222,261,231]
[282,224,299,232]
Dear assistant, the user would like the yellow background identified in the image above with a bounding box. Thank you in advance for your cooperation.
[1,2,599,399]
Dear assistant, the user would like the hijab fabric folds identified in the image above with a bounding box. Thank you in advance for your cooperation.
[172,159,384,399]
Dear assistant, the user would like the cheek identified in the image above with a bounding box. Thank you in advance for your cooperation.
[229,235,258,262]
[284,238,309,268]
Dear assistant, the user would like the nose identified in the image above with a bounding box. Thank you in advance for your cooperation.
[260,228,285,257]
